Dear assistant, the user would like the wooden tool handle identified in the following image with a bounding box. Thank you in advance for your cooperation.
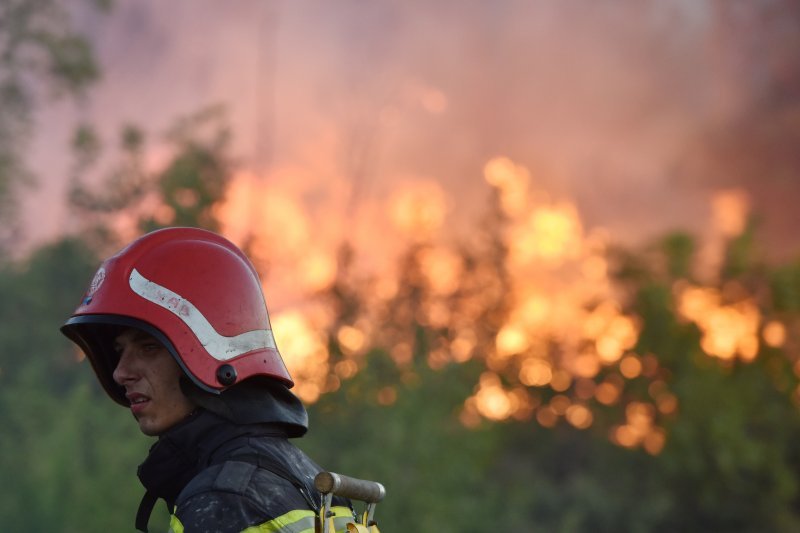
[314,471,386,503]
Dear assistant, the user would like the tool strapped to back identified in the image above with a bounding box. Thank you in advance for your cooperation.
[315,471,386,533]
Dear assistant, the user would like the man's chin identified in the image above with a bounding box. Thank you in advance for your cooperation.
[136,418,161,437]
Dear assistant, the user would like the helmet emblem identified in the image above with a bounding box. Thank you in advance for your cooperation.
[88,266,106,296]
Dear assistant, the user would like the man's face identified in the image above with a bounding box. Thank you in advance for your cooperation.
[112,328,195,436]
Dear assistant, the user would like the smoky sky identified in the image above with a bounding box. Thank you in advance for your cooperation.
[23,0,800,259]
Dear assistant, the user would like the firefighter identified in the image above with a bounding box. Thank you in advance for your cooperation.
[61,227,353,532]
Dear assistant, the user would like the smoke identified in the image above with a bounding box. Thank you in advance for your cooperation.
[22,0,800,259]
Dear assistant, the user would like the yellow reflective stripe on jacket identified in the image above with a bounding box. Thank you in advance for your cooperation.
[242,509,315,533]
[169,506,355,533]
[169,512,184,533]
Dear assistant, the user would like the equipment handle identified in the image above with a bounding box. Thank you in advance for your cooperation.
[315,471,386,503]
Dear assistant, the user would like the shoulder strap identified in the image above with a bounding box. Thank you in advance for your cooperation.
[227,453,320,512]
[135,491,158,532]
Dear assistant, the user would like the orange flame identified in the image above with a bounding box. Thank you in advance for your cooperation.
[676,283,761,361]
[388,180,448,239]
[484,157,530,216]
[271,310,330,403]
[199,155,774,456]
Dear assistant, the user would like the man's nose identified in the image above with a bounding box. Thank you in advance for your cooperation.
[112,349,138,385]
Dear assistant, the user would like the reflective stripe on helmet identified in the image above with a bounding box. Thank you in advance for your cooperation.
[129,268,277,361]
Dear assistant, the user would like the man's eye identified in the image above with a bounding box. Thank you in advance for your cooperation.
[142,343,161,352]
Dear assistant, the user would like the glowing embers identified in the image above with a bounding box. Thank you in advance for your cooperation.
[464,372,534,423]
[611,402,666,455]
[676,282,761,361]
[337,326,367,355]
[465,371,595,430]
[472,372,516,421]
[583,301,640,364]
[565,403,593,430]
[469,156,647,431]
[491,296,640,393]
[496,324,530,358]
[763,320,787,348]
[519,358,553,387]
[377,386,398,406]
[649,380,678,416]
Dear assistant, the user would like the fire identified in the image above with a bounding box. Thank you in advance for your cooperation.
[596,381,622,405]
[337,325,366,355]
[763,320,787,348]
[519,358,553,387]
[450,329,477,362]
[465,157,655,437]
[417,247,463,296]
[565,404,593,429]
[377,386,398,406]
[271,310,330,403]
[388,180,447,239]
[472,372,515,421]
[199,155,776,456]
[513,292,551,328]
[676,283,761,361]
[509,204,583,265]
[612,402,664,454]
[569,352,601,379]
[496,323,530,358]
[483,157,530,216]
[619,355,643,379]
[584,302,639,364]
[212,170,348,308]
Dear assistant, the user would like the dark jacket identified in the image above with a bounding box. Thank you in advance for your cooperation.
[136,381,352,533]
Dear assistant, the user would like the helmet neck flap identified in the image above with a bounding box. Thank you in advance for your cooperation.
[180,377,308,437]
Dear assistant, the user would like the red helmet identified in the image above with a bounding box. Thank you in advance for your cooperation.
[61,227,293,406]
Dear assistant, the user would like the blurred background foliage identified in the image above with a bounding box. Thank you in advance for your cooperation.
[2,1,800,532]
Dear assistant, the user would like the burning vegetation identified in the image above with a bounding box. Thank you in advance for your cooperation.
[202,155,797,456]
